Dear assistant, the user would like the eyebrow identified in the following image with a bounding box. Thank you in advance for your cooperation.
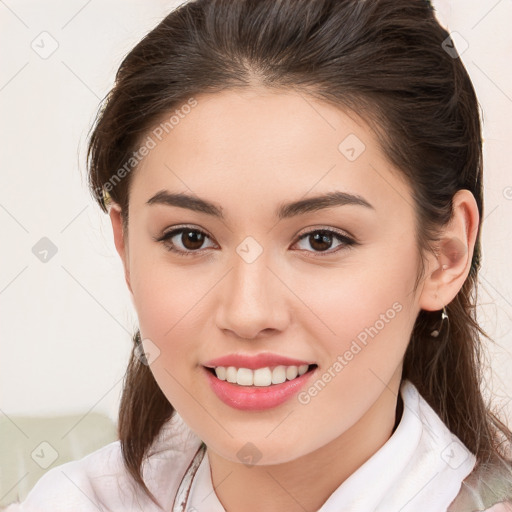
[146,189,375,219]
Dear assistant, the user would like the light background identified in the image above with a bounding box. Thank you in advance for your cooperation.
[1,0,511,426]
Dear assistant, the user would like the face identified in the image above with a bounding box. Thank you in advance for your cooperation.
[111,87,429,465]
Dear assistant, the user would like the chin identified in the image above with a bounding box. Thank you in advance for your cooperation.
[207,435,316,467]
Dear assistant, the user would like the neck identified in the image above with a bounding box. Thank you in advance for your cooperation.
[207,373,404,512]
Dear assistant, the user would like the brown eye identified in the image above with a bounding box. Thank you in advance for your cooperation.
[179,230,206,250]
[158,227,215,256]
[294,229,356,255]
[308,232,334,251]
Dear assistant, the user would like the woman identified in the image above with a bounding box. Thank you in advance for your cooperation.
[5,0,512,510]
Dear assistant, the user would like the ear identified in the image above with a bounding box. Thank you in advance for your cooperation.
[418,189,480,311]
[109,202,133,295]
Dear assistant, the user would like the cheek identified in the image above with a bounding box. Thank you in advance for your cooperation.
[129,261,209,416]
[289,264,414,437]
[129,240,205,333]
[295,259,412,327]
[290,250,417,373]
[128,250,226,389]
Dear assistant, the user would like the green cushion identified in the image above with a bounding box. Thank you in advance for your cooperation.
[0,412,117,506]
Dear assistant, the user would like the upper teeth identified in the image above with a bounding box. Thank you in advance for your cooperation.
[214,364,310,387]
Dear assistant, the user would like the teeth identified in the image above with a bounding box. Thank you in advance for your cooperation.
[213,364,311,387]
[226,366,237,383]
[254,367,272,386]
[236,368,253,386]
[272,365,286,384]
[298,364,309,376]
[286,366,298,380]
[215,366,227,380]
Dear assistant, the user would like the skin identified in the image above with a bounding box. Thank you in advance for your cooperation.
[108,87,479,512]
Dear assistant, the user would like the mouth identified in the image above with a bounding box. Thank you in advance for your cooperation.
[204,363,318,387]
[203,362,318,410]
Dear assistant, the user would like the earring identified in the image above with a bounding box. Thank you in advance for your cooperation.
[430,305,448,338]
[102,188,112,207]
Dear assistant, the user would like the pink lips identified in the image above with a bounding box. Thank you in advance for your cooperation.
[202,352,317,411]
[203,352,314,370]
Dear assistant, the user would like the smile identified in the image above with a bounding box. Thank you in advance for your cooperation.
[210,364,312,387]
[203,364,318,410]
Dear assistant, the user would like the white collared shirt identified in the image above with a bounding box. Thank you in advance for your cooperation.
[4,380,510,512]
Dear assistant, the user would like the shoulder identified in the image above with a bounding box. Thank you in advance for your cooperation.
[447,458,512,512]
[1,412,203,511]
[482,503,512,512]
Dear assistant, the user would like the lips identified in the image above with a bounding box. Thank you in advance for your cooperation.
[201,352,318,410]
[203,352,314,370]
[203,364,318,410]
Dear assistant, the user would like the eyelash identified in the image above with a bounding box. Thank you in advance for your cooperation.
[155,225,358,258]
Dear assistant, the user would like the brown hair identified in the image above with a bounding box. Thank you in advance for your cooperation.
[86,0,512,506]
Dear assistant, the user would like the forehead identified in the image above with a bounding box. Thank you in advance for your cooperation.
[129,88,413,219]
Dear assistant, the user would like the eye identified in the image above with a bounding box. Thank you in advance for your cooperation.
[292,228,357,256]
[155,226,216,256]
[155,226,357,258]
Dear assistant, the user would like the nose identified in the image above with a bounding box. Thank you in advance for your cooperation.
[214,250,290,340]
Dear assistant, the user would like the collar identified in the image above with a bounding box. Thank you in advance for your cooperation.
[172,379,476,512]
